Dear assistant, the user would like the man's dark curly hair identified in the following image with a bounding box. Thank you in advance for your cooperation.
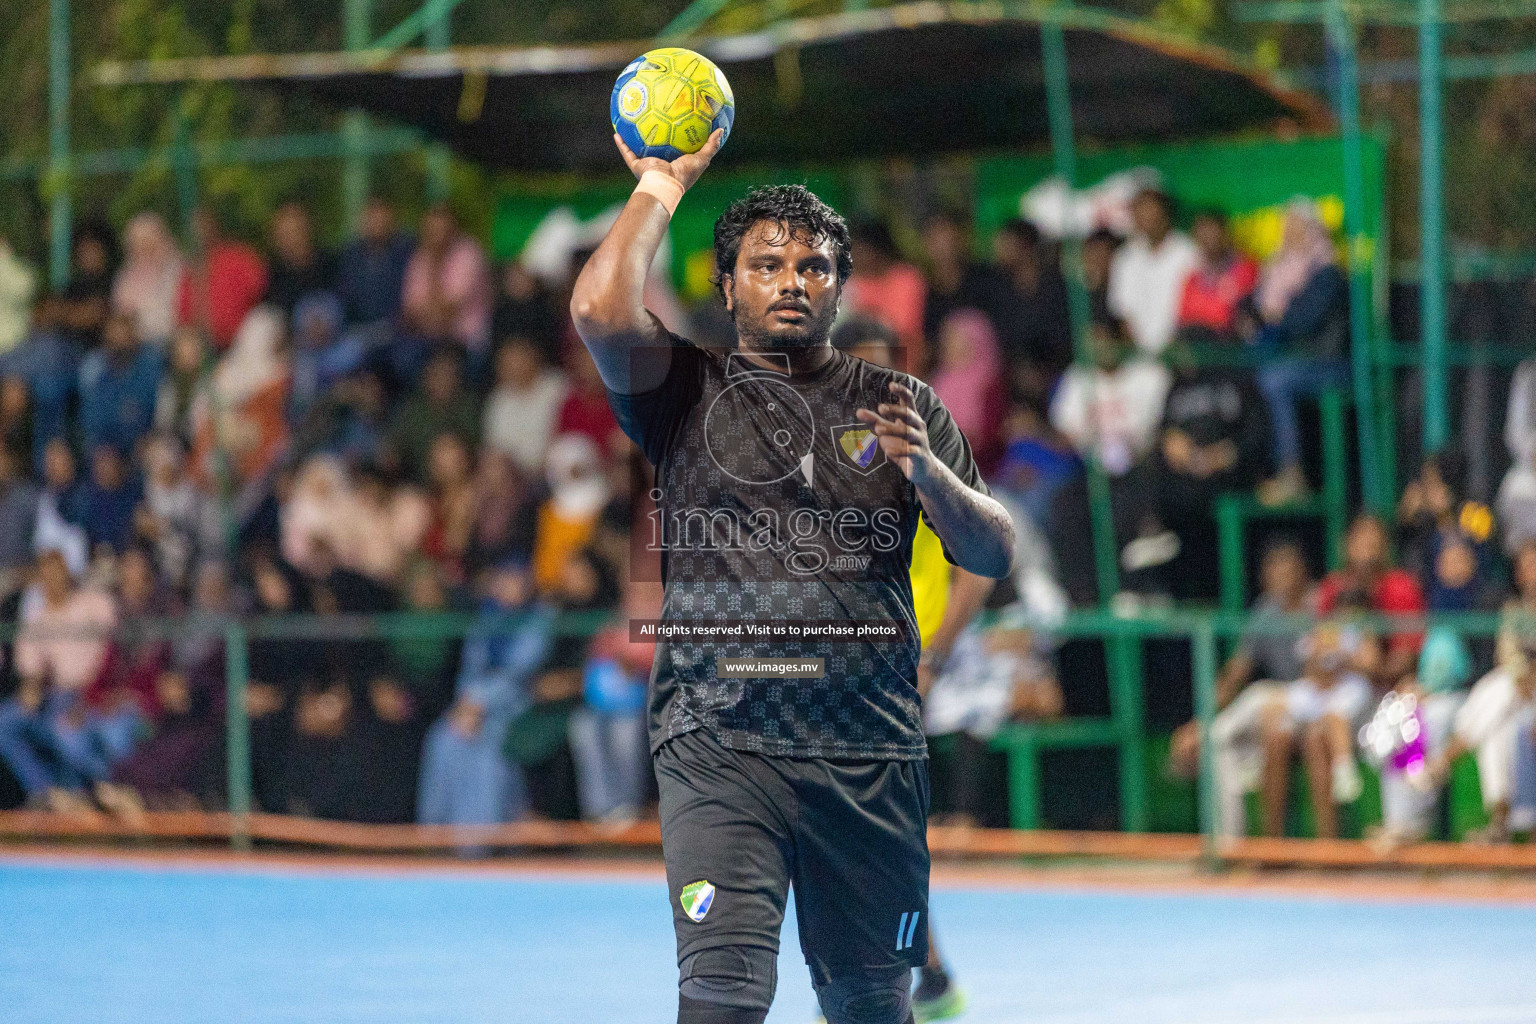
[712,184,853,302]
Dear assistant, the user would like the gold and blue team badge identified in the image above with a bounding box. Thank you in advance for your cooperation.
[831,424,884,475]
[680,880,715,923]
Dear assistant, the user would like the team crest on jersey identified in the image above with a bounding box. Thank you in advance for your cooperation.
[831,425,884,474]
[680,880,715,922]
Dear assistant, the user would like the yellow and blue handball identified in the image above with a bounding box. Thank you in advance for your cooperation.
[611,47,735,160]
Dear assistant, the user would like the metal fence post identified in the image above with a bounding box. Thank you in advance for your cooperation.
[48,0,72,289]
[225,620,252,851]
[342,0,373,232]
[1418,0,1448,452]
[1325,1,1383,512]
[1042,18,1120,605]
[1192,616,1219,869]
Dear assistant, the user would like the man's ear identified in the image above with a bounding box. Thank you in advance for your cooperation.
[720,272,735,314]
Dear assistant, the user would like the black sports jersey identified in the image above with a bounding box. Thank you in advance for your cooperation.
[608,336,989,760]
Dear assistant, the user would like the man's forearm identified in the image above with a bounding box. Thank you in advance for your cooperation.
[914,459,1015,579]
[569,194,674,393]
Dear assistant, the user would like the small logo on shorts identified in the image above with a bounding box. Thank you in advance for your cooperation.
[680,880,716,923]
[896,910,921,951]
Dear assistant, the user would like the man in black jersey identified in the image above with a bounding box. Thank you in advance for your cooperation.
[571,128,1016,1024]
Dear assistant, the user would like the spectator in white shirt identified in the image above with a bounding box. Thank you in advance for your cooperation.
[482,337,569,476]
[1049,318,1172,478]
[1108,189,1200,356]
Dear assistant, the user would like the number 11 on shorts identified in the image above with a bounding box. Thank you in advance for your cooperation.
[896,910,921,951]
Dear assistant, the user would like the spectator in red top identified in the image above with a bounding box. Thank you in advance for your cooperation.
[845,221,928,375]
[1316,513,1426,687]
[177,207,269,351]
[1176,209,1258,344]
[557,345,623,460]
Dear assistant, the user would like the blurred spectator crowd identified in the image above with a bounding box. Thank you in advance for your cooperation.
[0,179,1533,843]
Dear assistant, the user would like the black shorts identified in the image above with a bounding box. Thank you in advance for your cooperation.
[654,727,931,985]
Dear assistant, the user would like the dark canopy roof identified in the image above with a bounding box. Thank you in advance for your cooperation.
[96,2,1330,172]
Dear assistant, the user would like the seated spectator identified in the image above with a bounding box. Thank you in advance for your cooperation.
[400,203,493,376]
[271,545,395,821]
[1259,619,1373,838]
[1397,449,1492,580]
[292,366,389,466]
[846,221,928,373]
[265,202,336,317]
[80,445,142,556]
[137,433,217,591]
[1169,540,1313,836]
[1317,513,1426,689]
[1047,318,1172,602]
[506,546,620,821]
[930,309,1006,473]
[1,375,35,473]
[1175,208,1258,344]
[1499,354,1536,554]
[100,560,229,813]
[80,310,163,454]
[418,562,554,829]
[556,345,624,460]
[0,234,37,356]
[990,218,1072,402]
[281,456,355,576]
[422,432,477,586]
[177,206,269,351]
[34,438,88,578]
[337,195,413,329]
[995,401,1080,531]
[347,464,431,586]
[113,212,183,346]
[524,434,609,597]
[483,337,568,476]
[491,262,560,367]
[57,220,117,352]
[75,547,169,805]
[1370,627,1473,845]
[1248,199,1350,505]
[242,549,314,812]
[153,327,208,445]
[922,608,1062,827]
[4,294,78,469]
[190,305,290,488]
[0,444,39,593]
[568,587,656,823]
[1081,228,1121,325]
[388,347,479,483]
[1107,188,1199,356]
[468,450,526,574]
[288,292,356,425]
[1049,318,1172,479]
[921,209,1010,347]
[0,549,118,809]
[1151,340,1271,600]
[1426,610,1536,843]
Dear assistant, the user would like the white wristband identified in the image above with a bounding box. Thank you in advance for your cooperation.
[635,170,686,217]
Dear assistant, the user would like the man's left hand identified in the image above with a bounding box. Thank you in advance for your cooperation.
[856,382,934,485]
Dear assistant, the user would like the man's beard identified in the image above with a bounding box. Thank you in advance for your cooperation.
[733,305,837,351]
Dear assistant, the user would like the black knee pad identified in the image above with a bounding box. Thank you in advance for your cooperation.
[813,965,914,1024]
[677,944,777,1017]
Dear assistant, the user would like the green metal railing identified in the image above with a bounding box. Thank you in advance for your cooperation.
[3,604,1512,855]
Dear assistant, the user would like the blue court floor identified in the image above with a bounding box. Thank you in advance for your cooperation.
[4,856,1536,1024]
